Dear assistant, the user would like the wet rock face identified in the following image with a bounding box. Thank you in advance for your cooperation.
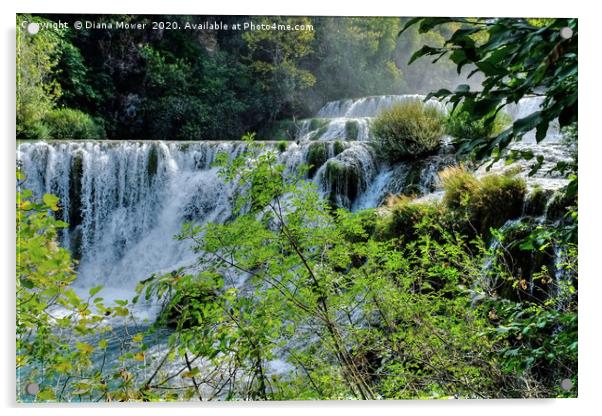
[305,142,330,179]
[324,159,362,208]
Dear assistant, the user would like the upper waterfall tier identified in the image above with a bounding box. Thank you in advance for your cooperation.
[316,94,447,118]
[296,94,447,142]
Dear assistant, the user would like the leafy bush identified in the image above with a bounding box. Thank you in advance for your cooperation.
[439,166,479,209]
[16,15,62,140]
[375,194,472,242]
[371,99,445,161]
[376,196,444,241]
[439,167,527,235]
[276,140,289,152]
[445,105,511,140]
[16,173,150,402]
[44,108,106,140]
[18,120,51,140]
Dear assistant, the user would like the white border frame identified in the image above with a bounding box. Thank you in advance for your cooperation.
[2,1,599,415]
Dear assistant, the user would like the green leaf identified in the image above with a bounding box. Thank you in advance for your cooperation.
[89,285,103,297]
[42,193,59,211]
[36,387,56,401]
[76,342,94,354]
[19,277,34,289]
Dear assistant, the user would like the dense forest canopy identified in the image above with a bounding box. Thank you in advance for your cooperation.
[17,14,471,140]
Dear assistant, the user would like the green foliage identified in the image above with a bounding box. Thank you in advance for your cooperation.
[304,17,406,107]
[140,46,259,140]
[242,17,316,121]
[403,18,577,162]
[16,172,152,402]
[44,108,106,140]
[375,196,450,241]
[482,228,577,397]
[16,15,63,139]
[371,99,445,161]
[135,145,508,399]
[17,141,578,400]
[440,167,526,235]
[446,104,511,140]
[260,119,298,141]
[16,15,480,140]
[16,15,108,140]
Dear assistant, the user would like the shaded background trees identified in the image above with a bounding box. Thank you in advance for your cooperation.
[17,14,466,140]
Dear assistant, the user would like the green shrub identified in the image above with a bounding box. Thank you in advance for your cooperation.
[445,105,511,140]
[276,140,289,152]
[18,120,51,140]
[439,166,479,209]
[439,167,526,236]
[44,108,106,140]
[375,196,452,241]
[371,99,445,161]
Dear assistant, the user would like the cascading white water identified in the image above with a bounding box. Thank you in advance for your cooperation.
[316,94,446,118]
[18,141,260,304]
[16,94,570,313]
[16,140,381,303]
[298,94,447,142]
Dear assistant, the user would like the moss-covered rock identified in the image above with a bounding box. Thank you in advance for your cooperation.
[308,124,329,141]
[345,120,359,140]
[524,186,554,217]
[147,144,159,178]
[305,142,329,178]
[546,188,577,222]
[402,161,426,196]
[333,140,347,156]
[68,151,84,231]
[325,159,362,209]
[276,140,289,152]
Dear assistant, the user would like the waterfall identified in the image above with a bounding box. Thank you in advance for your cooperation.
[16,94,571,309]
[17,141,254,304]
[298,94,446,142]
